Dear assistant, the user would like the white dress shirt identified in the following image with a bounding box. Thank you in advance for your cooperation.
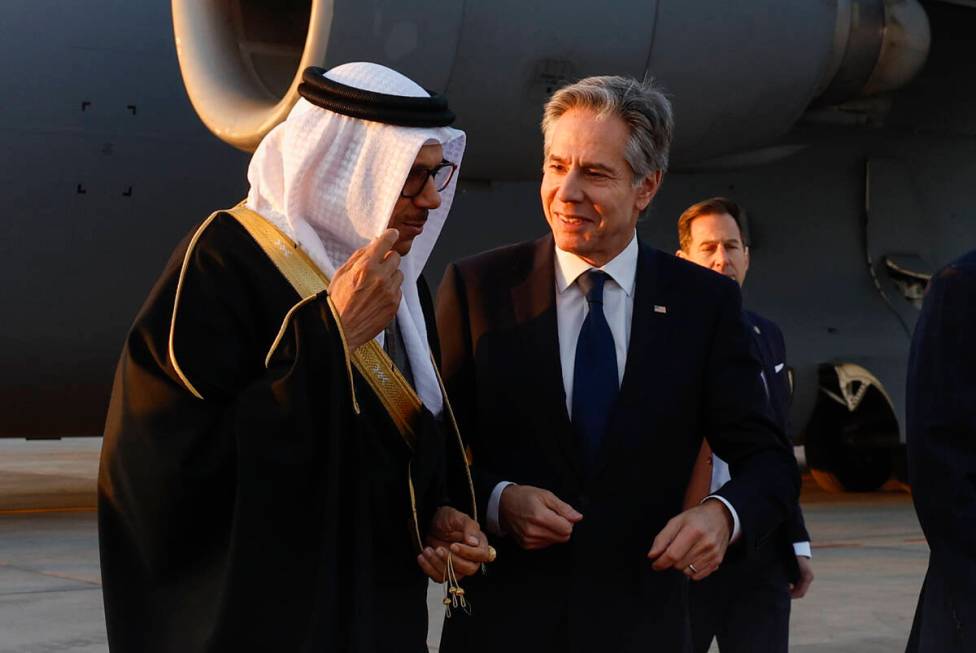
[554,234,636,416]
[487,233,741,542]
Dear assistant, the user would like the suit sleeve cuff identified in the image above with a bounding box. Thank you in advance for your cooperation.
[703,495,741,543]
[487,481,515,535]
[793,541,812,558]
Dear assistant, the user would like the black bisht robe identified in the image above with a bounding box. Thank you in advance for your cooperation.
[98,213,473,652]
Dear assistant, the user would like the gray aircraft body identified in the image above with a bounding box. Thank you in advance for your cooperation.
[3,0,974,491]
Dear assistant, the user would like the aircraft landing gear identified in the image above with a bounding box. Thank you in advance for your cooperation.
[804,363,900,493]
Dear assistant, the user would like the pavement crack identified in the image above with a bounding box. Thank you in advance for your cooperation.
[0,585,100,597]
[0,563,101,588]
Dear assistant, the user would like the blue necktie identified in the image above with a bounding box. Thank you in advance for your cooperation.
[572,270,619,472]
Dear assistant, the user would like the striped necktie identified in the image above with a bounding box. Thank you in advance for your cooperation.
[383,317,414,387]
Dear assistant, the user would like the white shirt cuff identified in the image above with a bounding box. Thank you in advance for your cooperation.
[487,481,515,535]
[793,541,812,558]
[702,495,741,543]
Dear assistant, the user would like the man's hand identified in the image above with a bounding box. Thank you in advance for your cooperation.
[329,229,403,350]
[417,506,491,582]
[790,556,814,598]
[498,484,583,550]
[647,499,732,581]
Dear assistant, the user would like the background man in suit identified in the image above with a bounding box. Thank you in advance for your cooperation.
[435,76,799,653]
[675,197,814,653]
[905,250,976,652]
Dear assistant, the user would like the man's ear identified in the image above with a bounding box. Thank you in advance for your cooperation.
[636,170,663,212]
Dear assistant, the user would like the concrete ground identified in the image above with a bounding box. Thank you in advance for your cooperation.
[0,439,104,653]
[0,438,927,652]
[778,488,926,653]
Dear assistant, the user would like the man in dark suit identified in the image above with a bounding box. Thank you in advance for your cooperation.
[436,76,799,653]
[905,250,976,652]
[675,197,814,653]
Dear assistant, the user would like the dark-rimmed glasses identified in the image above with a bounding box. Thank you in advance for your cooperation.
[400,159,458,198]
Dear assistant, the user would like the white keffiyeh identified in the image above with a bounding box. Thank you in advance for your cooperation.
[245,62,465,416]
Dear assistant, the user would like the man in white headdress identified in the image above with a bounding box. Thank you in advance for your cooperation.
[98,63,488,653]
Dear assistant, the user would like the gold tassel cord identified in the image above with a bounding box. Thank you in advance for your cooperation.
[442,551,472,618]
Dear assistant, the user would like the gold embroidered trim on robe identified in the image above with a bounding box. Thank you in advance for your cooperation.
[225,204,422,451]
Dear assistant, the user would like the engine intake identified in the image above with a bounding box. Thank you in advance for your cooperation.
[172,0,327,151]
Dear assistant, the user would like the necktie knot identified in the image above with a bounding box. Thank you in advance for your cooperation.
[577,269,609,305]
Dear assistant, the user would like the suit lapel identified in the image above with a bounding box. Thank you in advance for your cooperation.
[744,312,790,427]
[744,312,774,378]
[742,310,770,376]
[510,235,581,477]
[620,244,665,397]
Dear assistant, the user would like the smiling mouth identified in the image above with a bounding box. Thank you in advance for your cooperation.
[556,213,592,226]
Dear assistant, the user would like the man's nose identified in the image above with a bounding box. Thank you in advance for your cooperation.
[414,176,442,209]
[556,169,584,203]
[712,246,730,269]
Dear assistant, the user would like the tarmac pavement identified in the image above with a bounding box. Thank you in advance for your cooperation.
[0,438,927,652]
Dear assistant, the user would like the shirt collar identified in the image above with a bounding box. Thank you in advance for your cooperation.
[554,232,638,296]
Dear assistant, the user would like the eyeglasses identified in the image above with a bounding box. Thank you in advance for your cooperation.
[400,159,458,199]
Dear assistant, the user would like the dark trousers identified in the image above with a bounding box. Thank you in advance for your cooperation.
[689,547,792,653]
[441,604,572,653]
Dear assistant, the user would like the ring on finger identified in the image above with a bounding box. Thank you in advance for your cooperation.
[687,563,699,574]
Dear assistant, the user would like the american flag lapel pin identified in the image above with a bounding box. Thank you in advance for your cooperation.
[653,304,667,314]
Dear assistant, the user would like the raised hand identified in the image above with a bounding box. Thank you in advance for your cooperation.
[328,229,403,350]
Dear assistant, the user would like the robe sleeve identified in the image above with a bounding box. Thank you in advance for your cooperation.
[206,290,370,650]
[98,216,372,652]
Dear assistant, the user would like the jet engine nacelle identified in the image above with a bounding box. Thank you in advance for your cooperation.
[173,0,930,177]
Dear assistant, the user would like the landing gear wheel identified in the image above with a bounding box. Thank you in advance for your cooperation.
[804,363,899,493]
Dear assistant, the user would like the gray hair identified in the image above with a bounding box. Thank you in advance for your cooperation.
[541,75,674,183]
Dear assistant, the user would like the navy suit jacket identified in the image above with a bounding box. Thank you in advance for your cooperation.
[743,310,810,577]
[906,250,976,652]
[436,235,799,653]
